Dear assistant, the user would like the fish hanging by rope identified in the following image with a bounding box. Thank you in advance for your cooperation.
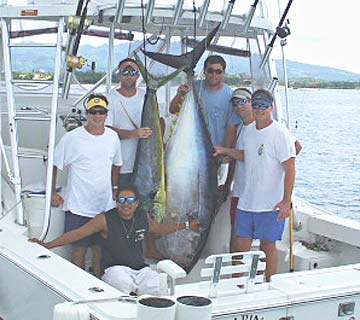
[143,24,221,272]
[132,52,183,222]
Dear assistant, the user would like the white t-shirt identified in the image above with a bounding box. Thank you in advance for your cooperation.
[106,88,145,173]
[231,122,254,198]
[237,121,296,212]
[54,126,123,217]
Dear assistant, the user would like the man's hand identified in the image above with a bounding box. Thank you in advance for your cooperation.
[52,192,64,207]
[213,146,227,157]
[218,183,230,201]
[177,84,190,96]
[189,219,200,232]
[274,200,291,220]
[29,238,50,249]
[133,127,152,139]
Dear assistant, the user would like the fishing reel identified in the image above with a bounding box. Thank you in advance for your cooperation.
[61,108,86,132]
[66,55,87,69]
[277,19,291,39]
[68,16,91,31]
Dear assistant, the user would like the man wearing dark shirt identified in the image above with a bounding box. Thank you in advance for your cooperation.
[31,185,199,295]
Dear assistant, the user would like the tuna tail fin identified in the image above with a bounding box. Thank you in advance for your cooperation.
[142,23,220,72]
[134,51,185,90]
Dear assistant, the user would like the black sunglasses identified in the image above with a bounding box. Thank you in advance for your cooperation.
[206,68,223,75]
[88,108,108,115]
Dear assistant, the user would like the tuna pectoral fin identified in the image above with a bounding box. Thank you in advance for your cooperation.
[134,51,184,90]
[142,23,220,72]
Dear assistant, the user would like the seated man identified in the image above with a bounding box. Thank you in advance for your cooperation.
[31,185,199,296]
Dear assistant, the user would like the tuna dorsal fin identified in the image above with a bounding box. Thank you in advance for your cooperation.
[133,51,184,90]
[142,23,220,72]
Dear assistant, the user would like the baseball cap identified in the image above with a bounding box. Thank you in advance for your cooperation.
[86,96,108,111]
[251,90,273,106]
[231,88,252,100]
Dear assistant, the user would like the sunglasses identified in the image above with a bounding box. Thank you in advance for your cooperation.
[88,109,108,115]
[120,69,140,76]
[232,99,249,107]
[118,197,137,204]
[252,102,271,110]
[206,68,223,75]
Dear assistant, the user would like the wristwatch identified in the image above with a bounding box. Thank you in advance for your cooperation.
[112,186,118,190]
[185,220,190,230]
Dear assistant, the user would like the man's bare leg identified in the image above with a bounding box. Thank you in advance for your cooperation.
[91,245,102,278]
[259,240,278,282]
[71,246,87,269]
[231,236,252,278]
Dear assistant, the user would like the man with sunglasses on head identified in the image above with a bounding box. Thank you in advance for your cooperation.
[105,58,152,188]
[51,94,123,277]
[214,89,296,281]
[32,185,200,296]
[170,55,241,192]
[224,88,254,252]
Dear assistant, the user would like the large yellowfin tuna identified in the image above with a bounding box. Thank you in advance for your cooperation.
[132,53,183,222]
[143,24,221,272]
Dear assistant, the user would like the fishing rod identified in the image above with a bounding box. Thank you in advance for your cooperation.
[243,0,259,33]
[71,0,90,60]
[259,0,293,70]
[63,0,91,98]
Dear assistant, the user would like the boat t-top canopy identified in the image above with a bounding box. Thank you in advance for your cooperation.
[0,0,274,38]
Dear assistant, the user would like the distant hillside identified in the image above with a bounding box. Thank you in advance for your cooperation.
[11,42,360,82]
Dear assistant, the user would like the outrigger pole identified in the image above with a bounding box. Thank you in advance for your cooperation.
[259,0,293,70]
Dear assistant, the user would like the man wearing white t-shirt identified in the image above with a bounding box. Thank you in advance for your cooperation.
[225,88,253,252]
[214,89,296,281]
[52,94,123,277]
[106,58,152,187]
[227,89,302,253]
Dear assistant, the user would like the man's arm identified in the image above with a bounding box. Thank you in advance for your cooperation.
[295,140,302,155]
[224,124,238,148]
[169,84,189,114]
[51,166,63,207]
[221,124,241,196]
[111,165,121,199]
[275,157,296,219]
[148,217,200,234]
[213,146,244,161]
[30,214,106,249]
[106,125,152,139]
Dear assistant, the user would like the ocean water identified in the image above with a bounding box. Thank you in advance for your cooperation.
[282,88,360,220]
[158,87,360,221]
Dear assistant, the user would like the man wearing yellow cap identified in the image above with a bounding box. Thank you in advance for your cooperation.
[51,93,123,277]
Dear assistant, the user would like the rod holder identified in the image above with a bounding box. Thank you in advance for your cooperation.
[259,45,273,70]
[268,77,278,93]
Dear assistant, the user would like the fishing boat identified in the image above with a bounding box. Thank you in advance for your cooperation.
[1,1,360,319]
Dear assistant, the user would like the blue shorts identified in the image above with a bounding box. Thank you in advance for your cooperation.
[64,211,102,247]
[234,209,285,242]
